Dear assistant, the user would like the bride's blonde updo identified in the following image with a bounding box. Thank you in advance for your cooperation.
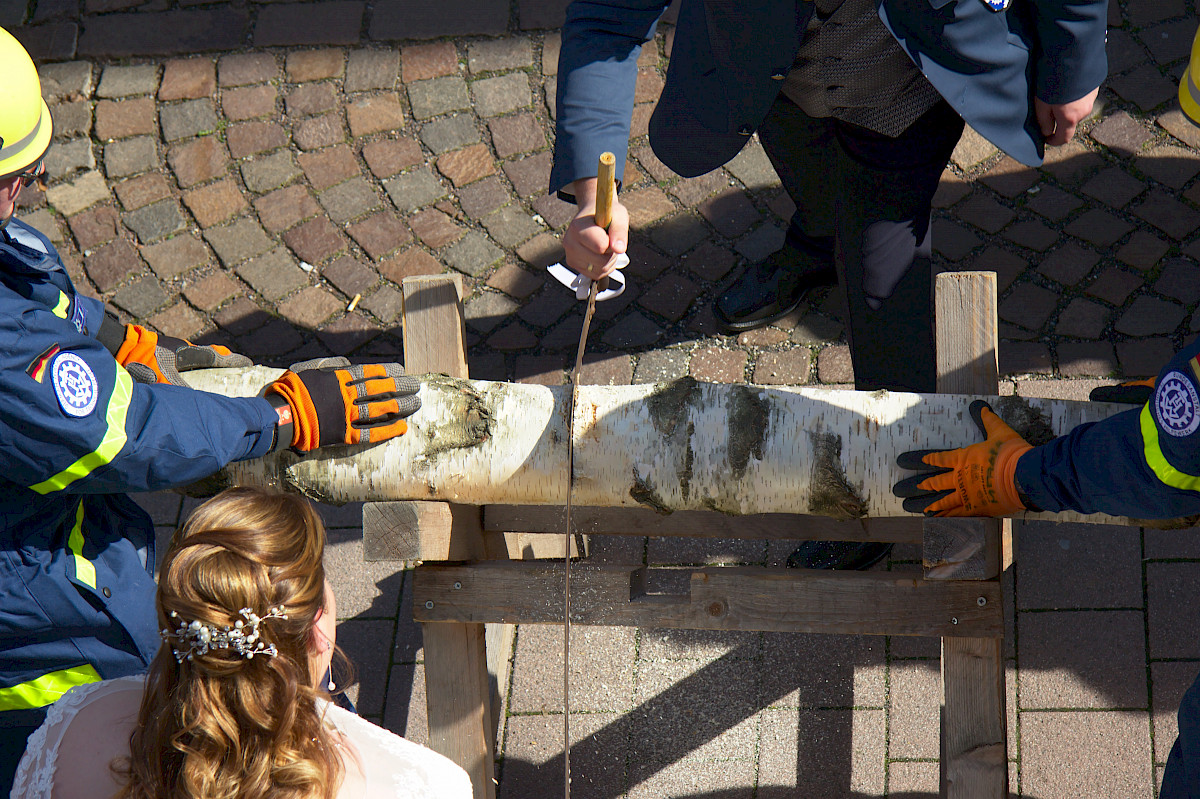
[115,488,342,799]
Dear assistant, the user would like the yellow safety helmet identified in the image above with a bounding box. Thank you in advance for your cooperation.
[1181,24,1200,126]
[0,27,52,181]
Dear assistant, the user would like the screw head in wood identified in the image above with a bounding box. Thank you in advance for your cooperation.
[454,581,462,590]
[951,617,959,625]
[977,596,987,606]
[425,600,434,609]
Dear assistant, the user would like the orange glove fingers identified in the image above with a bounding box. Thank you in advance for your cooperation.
[115,325,170,383]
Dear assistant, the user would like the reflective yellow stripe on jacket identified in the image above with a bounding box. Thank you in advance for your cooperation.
[67,502,96,589]
[51,290,70,320]
[28,367,134,495]
[0,664,101,711]
[1140,403,1200,492]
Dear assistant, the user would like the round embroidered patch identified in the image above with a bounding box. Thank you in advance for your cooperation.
[51,352,98,418]
[1155,371,1200,438]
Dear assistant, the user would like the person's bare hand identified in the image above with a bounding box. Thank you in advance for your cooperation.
[563,177,629,281]
[1035,87,1100,146]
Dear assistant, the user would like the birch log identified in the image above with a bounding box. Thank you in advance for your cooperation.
[187,367,1146,526]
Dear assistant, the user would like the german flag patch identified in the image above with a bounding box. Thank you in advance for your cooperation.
[1190,354,1200,385]
[27,344,61,382]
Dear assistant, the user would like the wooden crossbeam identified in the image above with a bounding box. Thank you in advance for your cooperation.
[413,561,1002,638]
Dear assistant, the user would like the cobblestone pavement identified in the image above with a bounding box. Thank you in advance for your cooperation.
[9,0,1200,795]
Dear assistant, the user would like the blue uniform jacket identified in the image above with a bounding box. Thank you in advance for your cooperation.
[550,0,1108,194]
[0,219,279,712]
[1017,334,1200,519]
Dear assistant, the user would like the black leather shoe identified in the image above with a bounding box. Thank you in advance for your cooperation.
[785,541,893,570]
[713,245,837,335]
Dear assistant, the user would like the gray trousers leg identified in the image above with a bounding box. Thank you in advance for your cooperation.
[757,95,964,393]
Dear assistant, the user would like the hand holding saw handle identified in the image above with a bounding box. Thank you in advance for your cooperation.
[550,152,629,301]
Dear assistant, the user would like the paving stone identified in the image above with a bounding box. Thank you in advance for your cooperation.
[1054,297,1111,339]
[688,346,745,383]
[668,172,727,209]
[218,53,278,88]
[237,247,309,301]
[255,185,321,233]
[696,188,757,237]
[1003,218,1059,252]
[149,303,204,342]
[85,238,142,292]
[956,194,1016,233]
[651,213,709,256]
[408,207,463,249]
[39,61,94,100]
[384,167,447,213]
[318,177,382,223]
[347,93,405,138]
[221,84,277,121]
[980,155,1039,197]
[513,353,565,384]
[377,247,442,284]
[159,99,218,143]
[255,1,364,47]
[202,218,273,268]
[437,143,497,187]
[999,281,1058,330]
[464,291,520,332]
[629,349,687,384]
[745,348,809,385]
[420,115,481,155]
[284,216,347,264]
[1086,267,1142,306]
[142,233,209,279]
[1081,167,1149,209]
[736,222,787,263]
[278,285,344,328]
[1025,184,1084,221]
[49,101,91,140]
[96,64,158,98]
[240,150,301,193]
[110,174,167,214]
[45,139,95,180]
[362,137,424,177]
[183,271,239,311]
[1155,258,1200,302]
[347,212,411,260]
[1118,337,1176,376]
[502,152,551,199]
[78,6,248,59]
[321,255,377,298]
[1116,295,1186,336]
[286,49,345,82]
[1158,108,1200,150]
[21,210,64,246]
[1057,341,1118,377]
[292,145,356,192]
[286,83,338,117]
[1034,243,1097,288]
[400,41,458,83]
[634,273,698,323]
[93,97,155,141]
[408,76,471,120]
[488,322,539,350]
[1110,63,1179,111]
[481,205,543,248]
[531,193,575,228]
[484,263,542,299]
[576,352,631,386]
[1137,144,1200,190]
[1091,111,1156,158]
[345,49,398,92]
[124,198,186,244]
[170,136,230,188]
[1018,522,1144,609]
[1065,207,1134,247]
[1022,712,1152,798]
[513,232,562,270]
[600,310,663,347]
[467,37,532,74]
[214,297,270,337]
[225,121,288,160]
[471,72,531,118]
[373,0,507,38]
[111,275,169,318]
[293,114,346,151]
[1116,230,1170,270]
[182,179,247,228]
[361,285,404,323]
[103,136,157,180]
[1134,188,1200,240]
[489,113,545,158]
[1040,139,1104,185]
[998,341,1052,375]
[237,317,307,360]
[443,231,503,277]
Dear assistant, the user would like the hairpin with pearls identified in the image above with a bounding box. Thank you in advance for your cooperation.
[162,606,288,663]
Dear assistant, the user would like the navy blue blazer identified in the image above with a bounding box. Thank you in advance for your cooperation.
[550,0,1108,196]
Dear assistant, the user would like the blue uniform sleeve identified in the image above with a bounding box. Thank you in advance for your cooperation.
[0,294,278,496]
[1030,0,1108,104]
[549,0,672,199]
[1016,335,1200,519]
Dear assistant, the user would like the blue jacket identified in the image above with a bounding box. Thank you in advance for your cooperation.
[550,0,1108,194]
[1017,334,1200,520]
[0,219,279,714]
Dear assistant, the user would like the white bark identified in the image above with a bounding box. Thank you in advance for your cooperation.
[187,368,1134,525]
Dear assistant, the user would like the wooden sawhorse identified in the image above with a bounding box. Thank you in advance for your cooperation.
[370,271,1009,798]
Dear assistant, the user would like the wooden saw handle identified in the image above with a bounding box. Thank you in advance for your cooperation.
[594,152,617,291]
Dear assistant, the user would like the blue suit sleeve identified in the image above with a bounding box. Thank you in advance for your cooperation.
[1030,0,1108,104]
[549,0,672,200]
[1016,335,1200,519]
[0,298,278,496]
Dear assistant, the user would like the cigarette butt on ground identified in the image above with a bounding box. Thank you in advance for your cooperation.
[347,293,361,312]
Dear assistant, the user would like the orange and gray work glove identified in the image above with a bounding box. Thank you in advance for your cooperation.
[1089,378,1155,405]
[263,357,421,453]
[98,319,251,387]
[892,400,1035,517]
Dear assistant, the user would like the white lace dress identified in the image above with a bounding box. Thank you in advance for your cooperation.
[11,676,472,799]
